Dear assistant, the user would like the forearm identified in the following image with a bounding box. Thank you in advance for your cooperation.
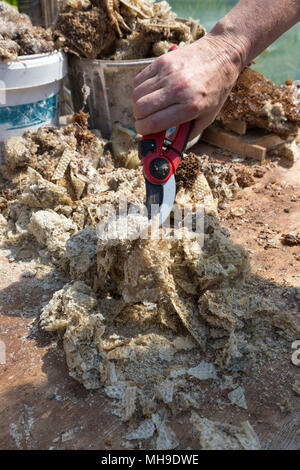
[133,0,300,136]
[208,0,300,72]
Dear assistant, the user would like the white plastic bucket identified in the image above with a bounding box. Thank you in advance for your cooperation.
[0,51,67,143]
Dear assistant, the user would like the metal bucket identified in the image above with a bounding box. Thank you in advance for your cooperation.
[68,55,154,139]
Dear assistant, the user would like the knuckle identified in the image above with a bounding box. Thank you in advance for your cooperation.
[174,76,189,93]
[172,83,184,96]
[188,96,203,114]
[179,75,189,88]
[157,56,179,75]
[166,62,179,75]
[157,55,168,67]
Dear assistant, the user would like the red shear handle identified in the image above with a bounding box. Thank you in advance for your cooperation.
[142,121,193,185]
[141,44,193,185]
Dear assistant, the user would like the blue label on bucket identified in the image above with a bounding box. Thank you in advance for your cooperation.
[0,94,59,130]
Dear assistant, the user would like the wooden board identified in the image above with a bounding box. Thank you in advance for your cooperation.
[201,125,267,161]
[224,120,248,135]
[254,134,286,149]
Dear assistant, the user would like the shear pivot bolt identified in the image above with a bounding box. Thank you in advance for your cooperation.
[149,158,170,180]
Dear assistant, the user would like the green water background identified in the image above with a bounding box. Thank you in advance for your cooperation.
[168,0,300,84]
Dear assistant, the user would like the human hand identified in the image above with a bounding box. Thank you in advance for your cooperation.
[133,34,245,140]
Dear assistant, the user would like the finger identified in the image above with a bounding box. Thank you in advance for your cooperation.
[189,115,215,141]
[134,87,177,120]
[133,69,180,104]
[135,103,199,136]
[134,60,158,88]
[133,75,162,103]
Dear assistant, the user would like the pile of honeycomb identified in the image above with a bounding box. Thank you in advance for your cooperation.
[55,0,205,59]
[219,68,300,138]
[0,116,298,450]
[0,1,55,60]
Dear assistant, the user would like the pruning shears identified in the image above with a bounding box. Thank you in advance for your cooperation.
[140,121,193,226]
[139,45,194,226]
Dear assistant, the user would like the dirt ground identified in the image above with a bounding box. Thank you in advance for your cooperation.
[0,141,299,450]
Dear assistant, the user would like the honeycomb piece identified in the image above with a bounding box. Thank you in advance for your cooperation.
[64,311,106,389]
[41,281,106,389]
[155,380,174,404]
[235,422,262,450]
[199,288,276,331]
[292,380,300,396]
[126,419,155,440]
[187,362,217,381]
[52,149,74,181]
[0,3,54,58]
[56,2,116,58]
[40,281,99,332]
[55,0,204,60]
[175,155,218,213]
[111,123,140,170]
[0,214,7,230]
[269,139,300,164]
[121,385,137,421]
[172,336,196,351]
[21,168,72,209]
[112,31,153,60]
[3,136,37,171]
[28,210,77,259]
[219,68,300,138]
[191,412,261,450]
[152,40,174,56]
[0,37,20,60]
[169,368,186,379]
[228,386,248,410]
[107,345,133,360]
[176,153,202,191]
[64,227,98,283]
[155,420,179,451]
[104,382,128,400]
[101,335,131,352]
